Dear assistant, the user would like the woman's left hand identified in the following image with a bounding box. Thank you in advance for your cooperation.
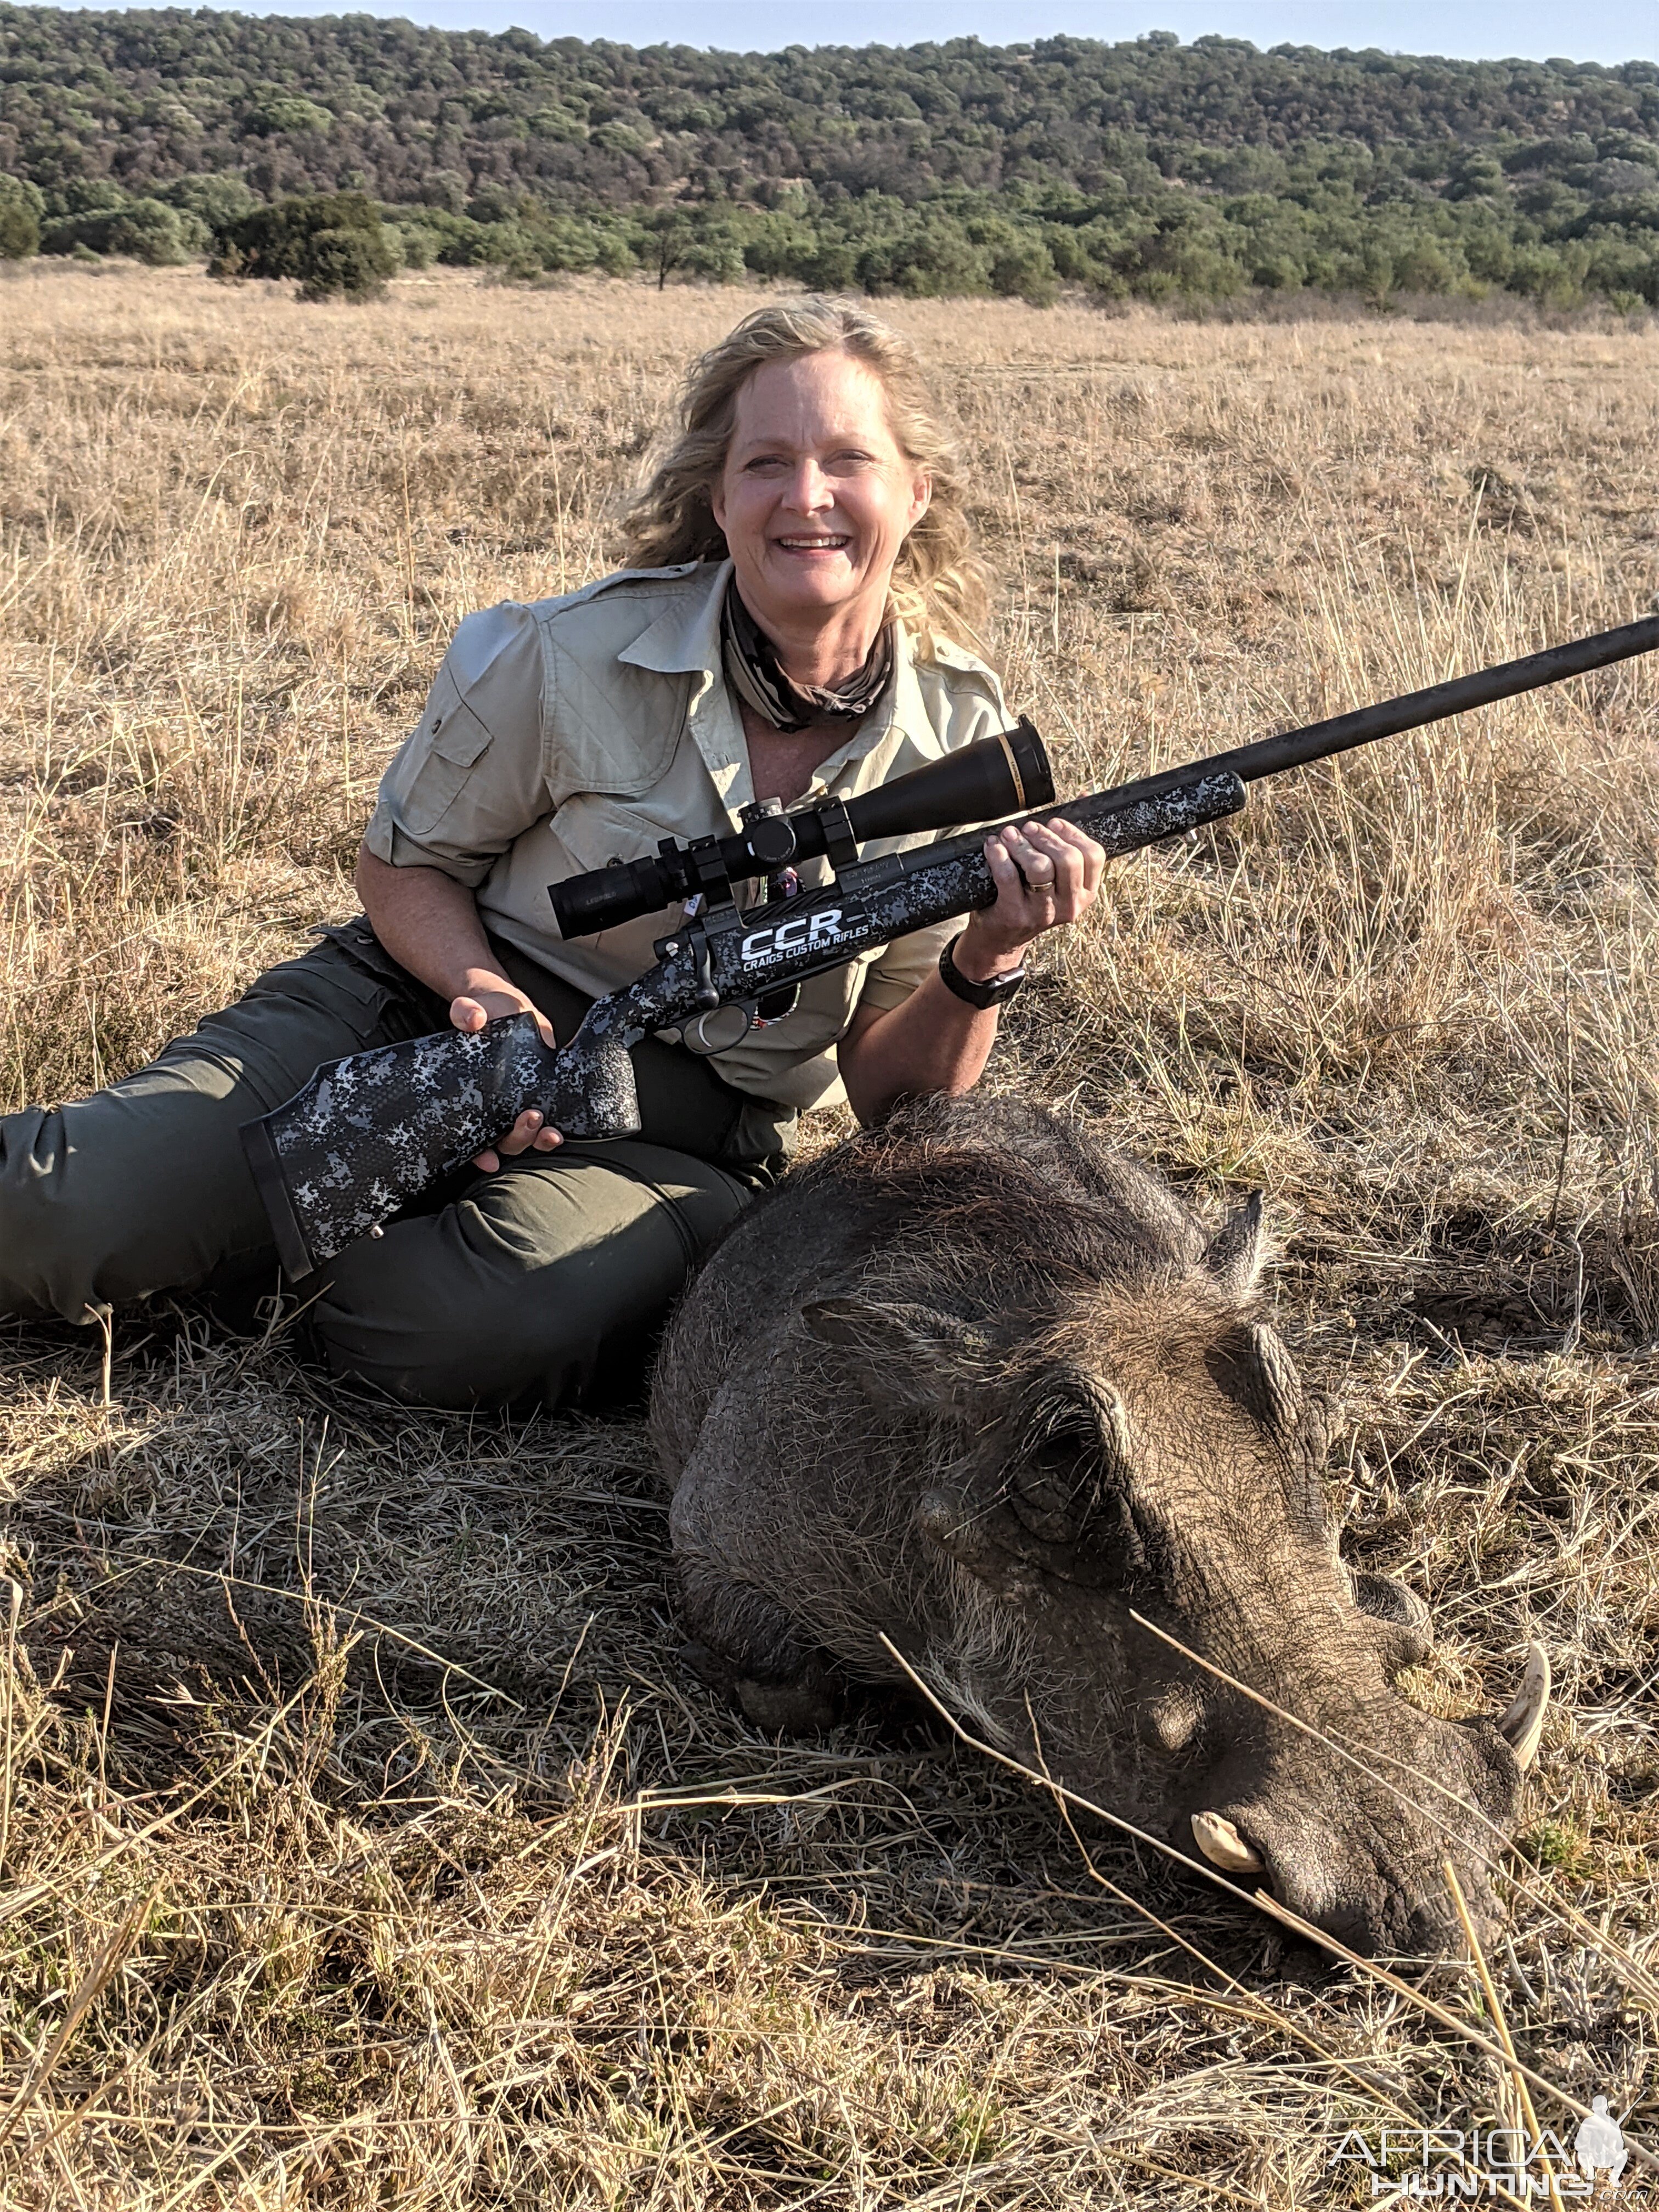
[961,816,1107,970]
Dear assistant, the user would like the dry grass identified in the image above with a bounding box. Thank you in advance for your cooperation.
[3,257,1659,2205]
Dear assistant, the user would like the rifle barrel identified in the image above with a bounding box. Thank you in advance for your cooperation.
[1091,611,1659,816]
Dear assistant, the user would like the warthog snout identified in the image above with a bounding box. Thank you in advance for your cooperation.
[1186,1645,1549,1951]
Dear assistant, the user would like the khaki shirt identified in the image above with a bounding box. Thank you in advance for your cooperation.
[365,558,1011,1110]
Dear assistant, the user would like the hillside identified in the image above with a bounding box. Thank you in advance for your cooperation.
[1,10,1657,303]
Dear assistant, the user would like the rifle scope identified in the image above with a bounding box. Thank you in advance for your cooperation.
[549,718,1053,941]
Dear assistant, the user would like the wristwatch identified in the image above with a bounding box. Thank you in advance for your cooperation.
[938,932,1026,1011]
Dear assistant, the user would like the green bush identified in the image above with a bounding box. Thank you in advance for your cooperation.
[296,224,396,302]
[859,223,991,298]
[55,179,127,218]
[592,228,635,276]
[159,174,258,233]
[802,238,858,290]
[0,173,44,259]
[210,192,396,300]
[392,223,441,270]
[241,91,335,138]
[1582,231,1659,306]
[471,222,549,281]
[988,238,1060,307]
[42,196,199,265]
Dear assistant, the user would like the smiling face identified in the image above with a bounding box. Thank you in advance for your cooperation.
[710,347,932,654]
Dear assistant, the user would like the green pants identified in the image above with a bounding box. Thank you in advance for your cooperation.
[0,921,791,1408]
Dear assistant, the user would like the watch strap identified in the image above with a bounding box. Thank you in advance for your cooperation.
[938,933,1026,1011]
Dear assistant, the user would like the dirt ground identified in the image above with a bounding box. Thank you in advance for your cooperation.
[2,260,1658,2205]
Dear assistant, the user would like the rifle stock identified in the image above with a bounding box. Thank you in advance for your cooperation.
[241,947,704,1277]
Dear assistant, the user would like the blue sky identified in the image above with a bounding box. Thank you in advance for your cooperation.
[75,2,1659,66]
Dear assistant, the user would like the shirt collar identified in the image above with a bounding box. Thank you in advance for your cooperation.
[613,556,956,817]
[615,559,729,681]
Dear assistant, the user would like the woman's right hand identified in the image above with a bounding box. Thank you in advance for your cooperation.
[449,980,563,1172]
[351,851,566,1173]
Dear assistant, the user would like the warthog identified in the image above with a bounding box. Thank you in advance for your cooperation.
[651,1093,1547,1958]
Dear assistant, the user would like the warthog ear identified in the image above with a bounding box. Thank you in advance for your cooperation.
[1205,1190,1268,1304]
[800,1296,994,1407]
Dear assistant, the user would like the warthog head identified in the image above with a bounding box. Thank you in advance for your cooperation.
[800,1127,1543,1960]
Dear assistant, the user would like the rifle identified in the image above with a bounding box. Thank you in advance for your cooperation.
[242,611,1659,1278]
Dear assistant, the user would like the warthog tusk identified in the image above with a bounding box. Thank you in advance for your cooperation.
[1191,1810,1265,1874]
[1497,1641,1550,1770]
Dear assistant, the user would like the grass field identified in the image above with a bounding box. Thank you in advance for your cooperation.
[2,259,1659,2207]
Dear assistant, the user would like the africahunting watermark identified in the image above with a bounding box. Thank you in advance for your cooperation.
[1328,2096,1629,2197]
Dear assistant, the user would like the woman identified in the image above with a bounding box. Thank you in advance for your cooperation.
[0,298,1104,1406]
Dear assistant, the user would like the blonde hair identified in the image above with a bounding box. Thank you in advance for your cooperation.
[619,297,991,657]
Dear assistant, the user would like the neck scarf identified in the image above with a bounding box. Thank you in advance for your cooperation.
[721,580,895,734]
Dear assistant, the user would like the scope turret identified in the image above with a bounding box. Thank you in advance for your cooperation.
[548,719,1052,941]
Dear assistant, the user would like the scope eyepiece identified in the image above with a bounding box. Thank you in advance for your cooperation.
[548,719,1053,941]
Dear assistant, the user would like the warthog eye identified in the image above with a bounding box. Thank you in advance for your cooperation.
[1006,1375,1136,1551]
[1009,1432,1098,1543]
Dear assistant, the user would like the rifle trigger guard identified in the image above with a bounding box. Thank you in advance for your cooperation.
[685,1003,755,1056]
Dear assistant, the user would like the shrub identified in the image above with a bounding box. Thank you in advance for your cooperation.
[210,192,396,301]
[466,184,523,225]
[803,237,858,289]
[56,179,127,218]
[989,238,1059,306]
[0,173,43,259]
[159,174,259,233]
[859,221,991,298]
[392,223,441,270]
[42,196,199,266]
[296,224,396,302]
[241,91,335,138]
[470,222,548,283]
[416,171,471,217]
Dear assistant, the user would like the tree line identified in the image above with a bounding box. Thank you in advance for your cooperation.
[1,8,1655,307]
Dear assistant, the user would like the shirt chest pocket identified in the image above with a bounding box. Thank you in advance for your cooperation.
[545,789,732,960]
[393,676,496,839]
[544,657,694,804]
[550,791,699,877]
